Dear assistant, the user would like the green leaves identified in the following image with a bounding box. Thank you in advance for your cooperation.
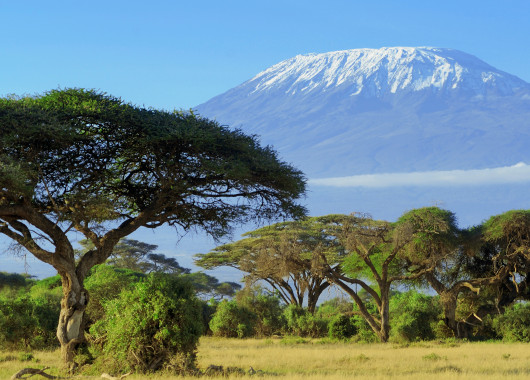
[0,156,36,201]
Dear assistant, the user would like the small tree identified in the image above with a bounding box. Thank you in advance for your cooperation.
[0,89,306,366]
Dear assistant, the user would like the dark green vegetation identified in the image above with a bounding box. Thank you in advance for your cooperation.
[0,88,305,368]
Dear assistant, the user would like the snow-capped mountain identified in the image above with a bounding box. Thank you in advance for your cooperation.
[246,47,528,97]
[196,47,530,179]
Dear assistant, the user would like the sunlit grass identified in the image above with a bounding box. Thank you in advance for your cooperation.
[1,338,529,379]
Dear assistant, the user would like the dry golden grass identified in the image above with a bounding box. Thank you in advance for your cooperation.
[1,337,529,379]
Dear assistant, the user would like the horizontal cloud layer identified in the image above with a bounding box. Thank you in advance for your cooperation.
[309,162,530,188]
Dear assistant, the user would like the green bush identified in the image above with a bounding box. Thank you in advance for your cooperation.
[317,298,353,319]
[0,295,59,349]
[492,302,530,342]
[236,287,285,336]
[0,274,62,349]
[199,299,217,335]
[89,273,203,373]
[282,305,327,338]
[209,300,257,338]
[390,291,442,342]
[84,264,144,325]
[350,315,378,342]
[328,314,357,340]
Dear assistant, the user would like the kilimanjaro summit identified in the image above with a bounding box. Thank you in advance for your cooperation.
[196,47,530,179]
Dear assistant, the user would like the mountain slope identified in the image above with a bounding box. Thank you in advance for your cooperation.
[195,47,530,178]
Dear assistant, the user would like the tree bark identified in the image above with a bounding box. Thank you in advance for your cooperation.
[56,271,89,367]
[378,285,390,342]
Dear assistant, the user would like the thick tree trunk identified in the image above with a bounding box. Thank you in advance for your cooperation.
[439,291,475,339]
[56,272,89,368]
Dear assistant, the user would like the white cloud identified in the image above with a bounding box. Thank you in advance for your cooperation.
[309,162,530,188]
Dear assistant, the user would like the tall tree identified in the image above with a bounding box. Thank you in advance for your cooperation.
[0,89,306,366]
[315,208,458,342]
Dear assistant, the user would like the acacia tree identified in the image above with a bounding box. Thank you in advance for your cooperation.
[78,238,191,274]
[195,220,336,313]
[0,89,306,365]
[410,210,530,338]
[315,208,458,342]
[480,210,530,303]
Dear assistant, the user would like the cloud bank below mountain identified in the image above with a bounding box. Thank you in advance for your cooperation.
[309,162,530,188]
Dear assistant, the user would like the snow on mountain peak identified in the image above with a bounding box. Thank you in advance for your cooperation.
[247,47,528,97]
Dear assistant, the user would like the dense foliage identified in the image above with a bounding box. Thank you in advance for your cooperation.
[389,291,442,342]
[89,274,203,373]
[209,300,257,338]
[0,274,61,349]
[491,302,530,342]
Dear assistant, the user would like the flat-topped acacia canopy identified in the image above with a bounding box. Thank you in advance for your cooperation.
[0,88,306,365]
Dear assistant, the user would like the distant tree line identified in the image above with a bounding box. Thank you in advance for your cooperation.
[1,206,530,373]
[196,207,530,342]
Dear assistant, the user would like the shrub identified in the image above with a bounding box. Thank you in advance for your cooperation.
[351,315,378,342]
[89,273,203,373]
[317,298,353,319]
[0,294,59,349]
[84,264,144,325]
[199,299,217,335]
[492,302,530,342]
[390,291,442,342]
[282,305,327,338]
[209,300,256,338]
[328,314,357,340]
[236,287,285,336]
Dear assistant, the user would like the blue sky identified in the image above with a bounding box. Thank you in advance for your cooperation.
[1,0,529,110]
[2,0,530,277]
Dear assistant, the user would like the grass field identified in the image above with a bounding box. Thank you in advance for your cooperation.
[1,337,529,379]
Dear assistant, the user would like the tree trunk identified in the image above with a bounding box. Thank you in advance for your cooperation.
[439,291,476,339]
[378,285,390,342]
[56,271,89,368]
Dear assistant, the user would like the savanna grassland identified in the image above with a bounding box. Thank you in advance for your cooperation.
[1,337,529,380]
